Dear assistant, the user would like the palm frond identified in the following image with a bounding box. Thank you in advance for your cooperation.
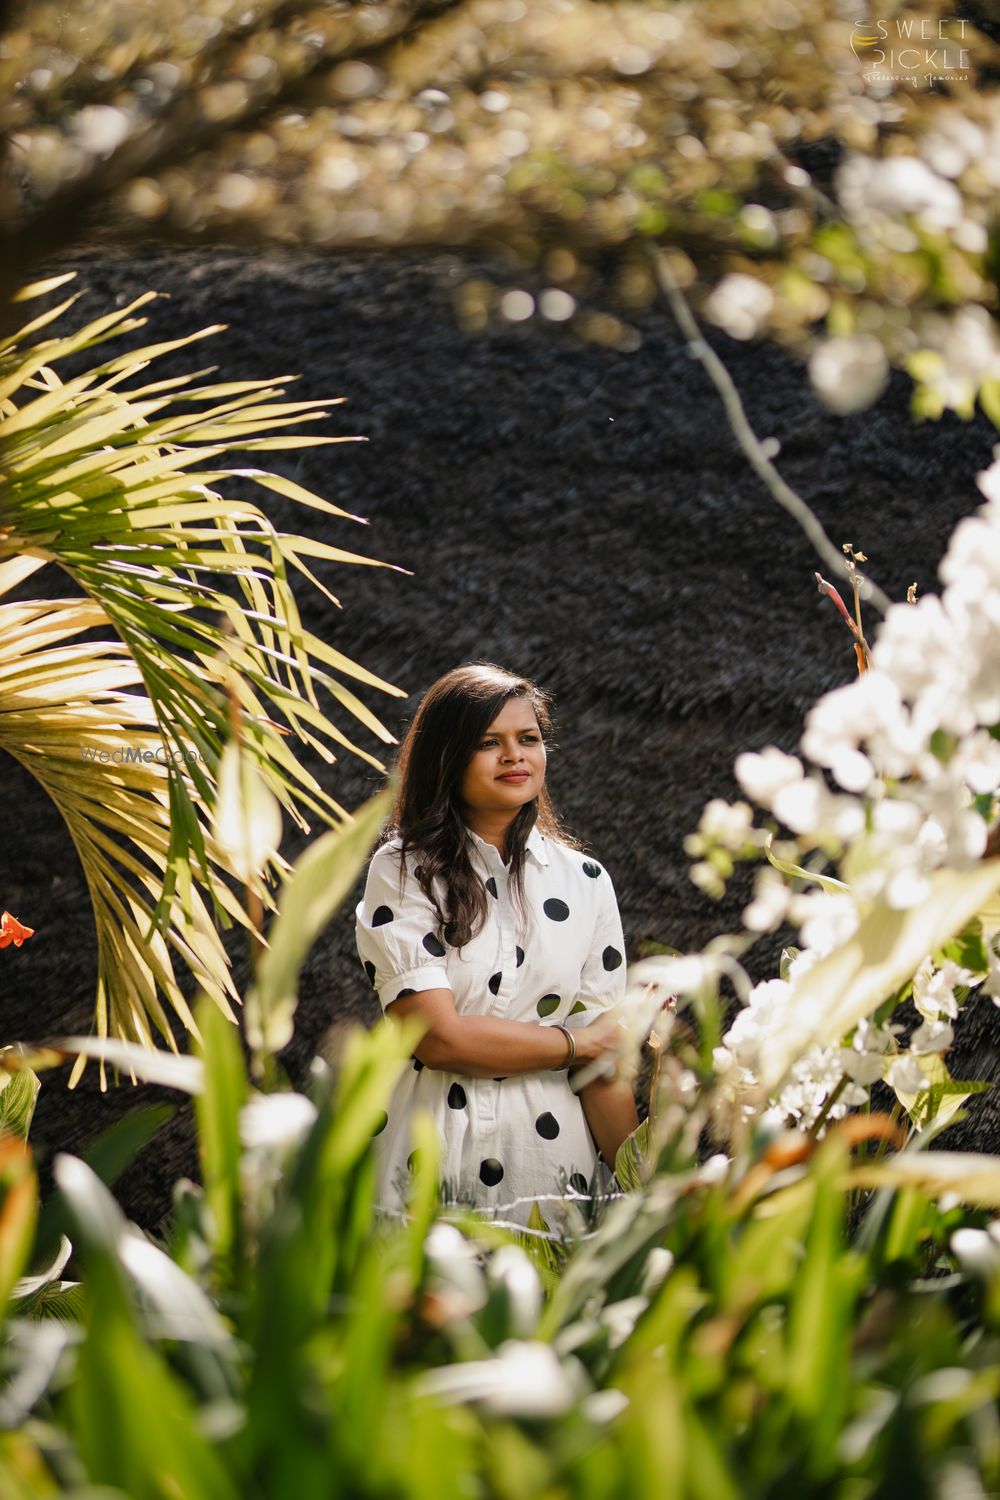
[0,277,404,1056]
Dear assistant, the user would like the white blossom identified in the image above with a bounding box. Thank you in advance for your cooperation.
[705,273,773,340]
[697,797,755,851]
[911,1019,955,1055]
[416,1341,580,1417]
[837,154,963,233]
[886,1056,928,1094]
[742,868,790,933]
[912,957,976,1022]
[808,334,889,415]
[734,747,804,808]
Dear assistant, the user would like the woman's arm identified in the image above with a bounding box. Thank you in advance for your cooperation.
[387,988,621,1078]
[577,1074,640,1170]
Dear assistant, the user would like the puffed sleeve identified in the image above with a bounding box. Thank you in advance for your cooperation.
[355,840,451,1013]
[567,864,627,1028]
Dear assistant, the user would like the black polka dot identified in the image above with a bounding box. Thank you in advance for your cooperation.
[395,987,416,1000]
[516,946,525,967]
[485,876,498,898]
[543,898,570,922]
[582,861,602,878]
[602,946,623,971]
[479,1158,504,1187]
[372,1110,388,1136]
[372,905,394,926]
[493,1076,507,1083]
[447,1082,467,1109]
[412,1057,424,1072]
[363,960,377,987]
[536,994,560,1018]
[489,971,502,995]
[414,866,424,881]
[535,1112,560,1140]
[569,1000,587,1016]
[569,1172,589,1194]
[422,932,446,957]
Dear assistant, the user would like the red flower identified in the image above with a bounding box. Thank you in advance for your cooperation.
[0,912,34,949]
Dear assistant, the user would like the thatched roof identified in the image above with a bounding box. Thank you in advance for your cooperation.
[4,245,999,1224]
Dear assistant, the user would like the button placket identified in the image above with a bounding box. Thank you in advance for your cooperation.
[475,839,508,1133]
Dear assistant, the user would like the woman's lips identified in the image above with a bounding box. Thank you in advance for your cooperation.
[496,772,530,782]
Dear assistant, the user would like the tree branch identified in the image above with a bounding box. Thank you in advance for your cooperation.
[649,244,891,617]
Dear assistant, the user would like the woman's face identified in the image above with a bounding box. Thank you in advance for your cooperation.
[459,695,547,820]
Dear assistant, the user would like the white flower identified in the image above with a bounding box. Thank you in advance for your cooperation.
[742,868,790,933]
[734,747,804,808]
[705,273,773,340]
[838,154,962,232]
[952,1228,1000,1280]
[911,1019,954,1055]
[912,957,975,1021]
[975,444,1000,506]
[600,1296,650,1350]
[801,674,905,791]
[239,1092,317,1151]
[424,1223,488,1313]
[808,334,889,415]
[920,112,987,179]
[697,798,755,851]
[582,1389,630,1424]
[886,1056,928,1093]
[486,1246,542,1337]
[763,773,864,844]
[787,889,860,957]
[838,1019,895,1084]
[916,307,1000,417]
[416,1341,580,1417]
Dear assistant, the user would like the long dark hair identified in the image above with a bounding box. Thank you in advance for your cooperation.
[387,662,579,948]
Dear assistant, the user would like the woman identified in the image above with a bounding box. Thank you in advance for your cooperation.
[356,662,639,1228]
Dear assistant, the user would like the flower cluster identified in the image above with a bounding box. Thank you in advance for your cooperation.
[647,453,1000,1139]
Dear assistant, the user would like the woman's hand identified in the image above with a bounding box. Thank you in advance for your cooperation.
[570,1014,624,1069]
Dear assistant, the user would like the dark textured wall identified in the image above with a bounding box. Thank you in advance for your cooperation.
[3,246,999,1225]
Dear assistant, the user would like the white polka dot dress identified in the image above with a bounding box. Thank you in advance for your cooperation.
[355,827,627,1228]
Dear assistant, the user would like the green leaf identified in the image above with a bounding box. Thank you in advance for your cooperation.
[979,376,1000,431]
[764,836,848,894]
[0,1069,40,1139]
[891,1052,991,1132]
[615,1119,653,1194]
[55,1156,240,1500]
[33,1104,173,1263]
[0,1140,38,1319]
[246,787,392,1058]
[194,998,247,1283]
[759,860,1000,1093]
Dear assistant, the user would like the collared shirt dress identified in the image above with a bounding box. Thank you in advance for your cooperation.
[355,826,627,1227]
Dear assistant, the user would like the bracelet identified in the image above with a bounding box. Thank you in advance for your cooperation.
[552,1023,576,1070]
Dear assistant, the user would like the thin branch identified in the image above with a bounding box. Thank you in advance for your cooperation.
[649,244,892,617]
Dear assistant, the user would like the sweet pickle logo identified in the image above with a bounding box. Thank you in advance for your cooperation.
[851,16,970,86]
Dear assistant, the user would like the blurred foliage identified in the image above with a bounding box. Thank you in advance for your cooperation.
[2,730,1000,1496]
[5,988,1000,1496]
[2,0,1000,412]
